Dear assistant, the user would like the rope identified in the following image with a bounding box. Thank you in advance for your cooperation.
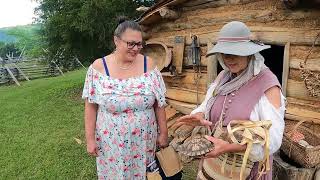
[300,32,320,68]
[226,120,272,180]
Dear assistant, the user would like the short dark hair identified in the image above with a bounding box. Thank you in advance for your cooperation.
[114,16,141,37]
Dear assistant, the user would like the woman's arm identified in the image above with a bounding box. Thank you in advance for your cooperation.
[147,56,168,147]
[265,86,281,109]
[154,102,168,147]
[84,100,98,156]
[249,86,285,161]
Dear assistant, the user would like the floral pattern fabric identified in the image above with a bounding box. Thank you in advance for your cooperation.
[82,65,166,180]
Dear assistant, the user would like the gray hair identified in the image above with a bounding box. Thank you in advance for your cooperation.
[114,20,142,37]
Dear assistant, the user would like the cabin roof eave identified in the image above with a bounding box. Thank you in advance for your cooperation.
[137,0,188,25]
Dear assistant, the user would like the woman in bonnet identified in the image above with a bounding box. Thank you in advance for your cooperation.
[174,21,285,179]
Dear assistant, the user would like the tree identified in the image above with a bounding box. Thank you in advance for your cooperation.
[35,0,155,68]
[0,43,21,59]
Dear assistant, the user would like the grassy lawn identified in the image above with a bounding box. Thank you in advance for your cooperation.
[0,69,96,179]
[0,69,198,179]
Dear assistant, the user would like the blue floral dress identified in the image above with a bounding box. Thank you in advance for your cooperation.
[82,65,166,180]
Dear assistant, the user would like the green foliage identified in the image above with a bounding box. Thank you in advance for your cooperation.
[36,0,155,68]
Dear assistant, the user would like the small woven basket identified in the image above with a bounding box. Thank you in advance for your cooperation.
[281,120,320,168]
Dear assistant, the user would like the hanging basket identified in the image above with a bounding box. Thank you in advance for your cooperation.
[300,32,320,97]
[300,68,320,97]
[281,120,320,168]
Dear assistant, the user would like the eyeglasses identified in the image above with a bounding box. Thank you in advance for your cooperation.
[118,37,143,49]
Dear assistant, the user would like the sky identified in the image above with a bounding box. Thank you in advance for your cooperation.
[0,0,39,28]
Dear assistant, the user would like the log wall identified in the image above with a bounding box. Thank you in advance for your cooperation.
[142,0,320,122]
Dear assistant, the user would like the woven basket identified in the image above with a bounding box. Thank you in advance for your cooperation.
[281,120,320,168]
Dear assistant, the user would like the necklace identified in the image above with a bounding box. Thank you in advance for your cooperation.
[114,53,134,70]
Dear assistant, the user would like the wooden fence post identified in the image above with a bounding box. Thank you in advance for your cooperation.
[4,66,20,86]
[6,55,30,81]
[74,57,86,69]
[13,63,30,81]
[51,61,65,76]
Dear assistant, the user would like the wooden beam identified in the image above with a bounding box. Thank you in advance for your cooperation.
[167,99,197,115]
[4,66,20,86]
[136,5,150,12]
[182,0,228,10]
[282,42,290,97]
[287,79,320,101]
[290,58,320,72]
[138,0,188,25]
[287,96,320,111]
[159,7,179,20]
[285,114,320,125]
[206,42,217,87]
[172,36,185,74]
[150,28,320,47]
[163,71,207,92]
[165,105,179,120]
[166,87,205,104]
[286,106,320,124]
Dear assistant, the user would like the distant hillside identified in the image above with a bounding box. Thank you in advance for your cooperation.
[0,24,44,57]
[0,31,16,43]
[0,24,41,42]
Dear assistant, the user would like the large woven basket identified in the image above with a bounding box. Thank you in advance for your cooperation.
[281,120,320,168]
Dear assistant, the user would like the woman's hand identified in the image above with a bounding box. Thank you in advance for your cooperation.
[204,135,230,158]
[204,135,247,158]
[157,133,168,148]
[172,112,212,131]
[87,140,98,157]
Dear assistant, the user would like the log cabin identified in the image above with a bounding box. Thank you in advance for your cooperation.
[138,0,320,126]
[138,0,320,178]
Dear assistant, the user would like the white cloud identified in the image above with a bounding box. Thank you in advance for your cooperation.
[0,0,39,28]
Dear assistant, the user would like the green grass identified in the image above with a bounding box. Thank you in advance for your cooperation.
[0,69,199,179]
[0,69,96,179]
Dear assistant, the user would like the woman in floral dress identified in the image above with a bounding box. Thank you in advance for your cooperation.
[82,19,168,180]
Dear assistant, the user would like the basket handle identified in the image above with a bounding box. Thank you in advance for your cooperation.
[288,119,308,134]
[288,119,308,158]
